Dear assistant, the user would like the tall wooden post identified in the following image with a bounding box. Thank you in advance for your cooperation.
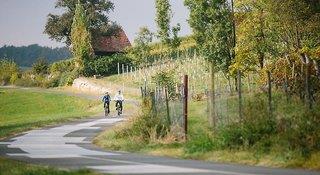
[183,75,189,140]
[267,71,272,119]
[237,69,242,122]
[165,86,171,126]
[211,63,216,128]
[117,63,120,75]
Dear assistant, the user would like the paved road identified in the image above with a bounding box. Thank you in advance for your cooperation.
[1,115,319,175]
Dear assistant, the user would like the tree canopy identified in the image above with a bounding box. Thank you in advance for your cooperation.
[44,0,118,46]
[184,0,234,73]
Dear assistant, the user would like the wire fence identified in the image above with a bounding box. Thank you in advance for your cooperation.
[117,52,320,130]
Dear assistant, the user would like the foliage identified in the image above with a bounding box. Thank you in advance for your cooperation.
[114,97,169,144]
[155,0,181,49]
[70,1,94,74]
[184,0,234,73]
[32,58,49,75]
[129,27,154,65]
[152,69,176,96]
[0,59,19,85]
[233,0,276,72]
[84,54,132,76]
[50,58,75,74]
[58,70,79,86]
[0,44,71,67]
[44,0,117,45]
[155,0,171,45]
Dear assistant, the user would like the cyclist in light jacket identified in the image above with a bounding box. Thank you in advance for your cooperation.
[114,90,124,113]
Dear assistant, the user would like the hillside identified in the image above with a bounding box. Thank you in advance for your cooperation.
[0,44,71,67]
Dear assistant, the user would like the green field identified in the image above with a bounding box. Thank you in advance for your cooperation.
[0,88,99,139]
[0,157,102,175]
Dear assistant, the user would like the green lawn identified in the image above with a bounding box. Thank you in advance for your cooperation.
[0,157,102,175]
[0,88,100,139]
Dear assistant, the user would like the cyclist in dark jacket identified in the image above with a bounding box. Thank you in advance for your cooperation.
[102,92,111,114]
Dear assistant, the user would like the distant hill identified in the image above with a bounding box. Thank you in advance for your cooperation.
[0,44,71,67]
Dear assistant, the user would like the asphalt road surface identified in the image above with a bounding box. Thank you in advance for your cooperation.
[1,115,319,175]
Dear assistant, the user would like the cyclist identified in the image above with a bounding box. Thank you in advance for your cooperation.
[102,92,111,115]
[114,90,124,114]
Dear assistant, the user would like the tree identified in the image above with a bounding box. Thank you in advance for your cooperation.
[185,0,235,128]
[155,0,171,45]
[70,1,94,74]
[129,27,154,65]
[155,0,181,49]
[231,0,281,74]
[266,0,320,108]
[44,0,117,45]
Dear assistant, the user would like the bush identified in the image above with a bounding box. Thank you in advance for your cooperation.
[114,97,169,143]
[32,58,49,75]
[284,109,320,157]
[0,59,19,85]
[58,70,79,86]
[215,94,276,149]
[50,58,75,74]
[83,54,133,77]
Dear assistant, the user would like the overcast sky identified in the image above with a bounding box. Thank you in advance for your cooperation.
[0,0,191,48]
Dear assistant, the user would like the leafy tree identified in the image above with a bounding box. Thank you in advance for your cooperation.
[44,0,117,45]
[155,0,181,49]
[233,0,276,72]
[266,0,320,108]
[129,27,154,65]
[70,1,94,74]
[155,0,171,45]
[185,0,234,128]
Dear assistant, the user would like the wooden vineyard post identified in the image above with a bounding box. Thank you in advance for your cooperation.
[117,63,120,75]
[165,86,171,126]
[267,70,272,119]
[183,75,189,140]
[237,69,243,122]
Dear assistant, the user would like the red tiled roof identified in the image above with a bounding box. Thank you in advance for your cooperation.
[93,28,131,53]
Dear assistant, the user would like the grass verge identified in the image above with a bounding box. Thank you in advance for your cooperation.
[0,88,100,139]
[94,96,320,170]
[0,157,102,175]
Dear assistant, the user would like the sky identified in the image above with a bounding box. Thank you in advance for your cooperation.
[0,0,191,48]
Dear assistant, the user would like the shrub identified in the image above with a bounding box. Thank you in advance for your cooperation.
[58,70,79,86]
[50,58,75,74]
[215,94,276,149]
[114,97,169,143]
[284,109,320,157]
[0,59,19,85]
[32,58,49,75]
[83,54,133,77]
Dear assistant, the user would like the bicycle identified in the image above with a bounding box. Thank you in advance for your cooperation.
[115,100,123,116]
[104,103,110,117]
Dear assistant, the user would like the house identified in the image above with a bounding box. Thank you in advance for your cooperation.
[92,28,131,56]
